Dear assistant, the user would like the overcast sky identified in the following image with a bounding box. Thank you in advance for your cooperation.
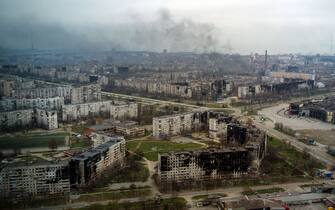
[0,0,334,54]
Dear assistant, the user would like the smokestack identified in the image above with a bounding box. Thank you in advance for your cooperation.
[264,50,268,71]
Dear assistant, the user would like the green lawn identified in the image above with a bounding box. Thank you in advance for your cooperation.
[70,138,91,148]
[127,140,204,161]
[0,132,69,149]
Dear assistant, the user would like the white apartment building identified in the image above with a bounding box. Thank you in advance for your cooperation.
[35,109,58,130]
[152,112,194,138]
[110,102,138,119]
[208,118,228,139]
[237,85,262,98]
[0,109,58,130]
[0,160,70,199]
[11,86,72,101]
[71,84,102,104]
[62,100,112,121]
[62,100,137,122]
[0,97,64,111]
[0,109,33,130]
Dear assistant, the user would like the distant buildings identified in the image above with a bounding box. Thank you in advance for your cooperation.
[0,79,15,97]
[113,79,233,100]
[0,160,70,200]
[10,84,101,105]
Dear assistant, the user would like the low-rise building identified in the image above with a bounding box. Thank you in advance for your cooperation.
[89,120,145,138]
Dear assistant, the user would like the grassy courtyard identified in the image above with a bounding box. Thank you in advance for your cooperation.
[127,140,204,161]
[0,132,69,150]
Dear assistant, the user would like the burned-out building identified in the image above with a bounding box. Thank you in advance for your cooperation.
[289,97,335,124]
[158,148,250,183]
[0,159,70,200]
[157,122,267,186]
[227,124,247,144]
[69,138,126,187]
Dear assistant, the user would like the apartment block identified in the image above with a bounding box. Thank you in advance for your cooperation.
[208,117,229,139]
[35,109,58,130]
[237,85,262,98]
[0,109,33,130]
[0,97,64,111]
[11,86,72,102]
[0,160,70,200]
[0,79,15,97]
[158,148,250,183]
[69,138,126,187]
[110,102,138,119]
[71,84,102,104]
[0,109,58,131]
[157,122,267,184]
[153,112,194,138]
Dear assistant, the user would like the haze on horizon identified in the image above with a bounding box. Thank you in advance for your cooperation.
[0,0,334,54]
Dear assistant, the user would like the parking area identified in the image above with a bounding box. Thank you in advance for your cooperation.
[258,103,335,131]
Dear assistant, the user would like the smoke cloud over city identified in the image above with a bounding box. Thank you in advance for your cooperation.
[0,0,335,53]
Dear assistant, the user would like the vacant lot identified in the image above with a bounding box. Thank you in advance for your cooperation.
[265,137,324,176]
[127,140,204,161]
[0,132,69,150]
[298,129,335,146]
[259,103,335,130]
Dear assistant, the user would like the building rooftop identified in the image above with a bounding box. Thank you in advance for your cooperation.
[72,137,124,161]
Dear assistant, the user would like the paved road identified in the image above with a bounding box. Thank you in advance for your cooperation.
[102,91,202,109]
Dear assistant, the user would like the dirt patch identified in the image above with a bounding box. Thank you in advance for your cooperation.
[297,129,335,146]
